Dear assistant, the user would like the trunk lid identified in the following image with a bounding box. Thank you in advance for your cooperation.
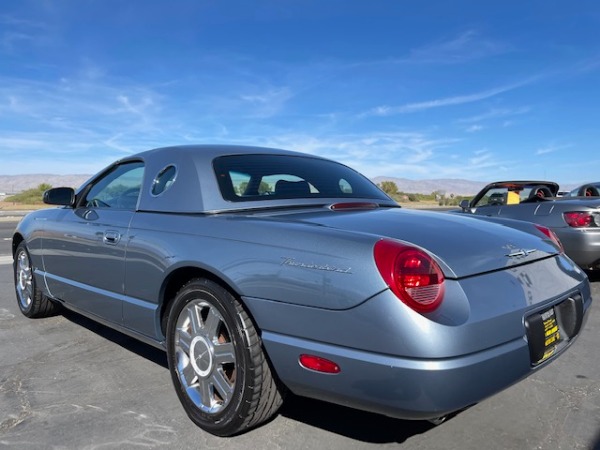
[256,207,560,279]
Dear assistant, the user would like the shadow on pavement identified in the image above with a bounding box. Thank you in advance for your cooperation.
[60,308,168,368]
[279,393,436,444]
[586,270,600,283]
[592,428,600,450]
[57,307,439,443]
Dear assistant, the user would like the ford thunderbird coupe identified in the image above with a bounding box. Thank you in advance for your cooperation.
[456,181,600,270]
[13,146,591,436]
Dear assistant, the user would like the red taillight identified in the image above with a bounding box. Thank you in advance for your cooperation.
[563,211,593,228]
[374,240,445,313]
[535,224,564,253]
[299,354,341,374]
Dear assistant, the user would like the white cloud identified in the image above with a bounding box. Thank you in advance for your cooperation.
[0,14,53,54]
[466,125,483,133]
[239,86,294,118]
[535,144,572,155]
[458,106,531,123]
[469,150,493,166]
[407,30,510,64]
[363,81,531,117]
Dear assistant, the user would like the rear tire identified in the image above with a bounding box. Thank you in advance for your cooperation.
[14,242,60,318]
[166,278,284,436]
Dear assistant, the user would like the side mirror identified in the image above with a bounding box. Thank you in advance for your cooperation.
[43,187,75,206]
[459,199,470,211]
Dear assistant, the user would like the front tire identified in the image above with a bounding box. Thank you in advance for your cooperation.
[166,278,284,436]
[14,242,59,318]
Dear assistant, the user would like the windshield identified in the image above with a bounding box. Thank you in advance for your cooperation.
[473,184,553,207]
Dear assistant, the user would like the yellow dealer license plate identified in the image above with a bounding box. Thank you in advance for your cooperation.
[539,308,561,362]
[526,305,564,366]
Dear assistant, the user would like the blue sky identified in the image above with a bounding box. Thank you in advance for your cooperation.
[1,1,599,186]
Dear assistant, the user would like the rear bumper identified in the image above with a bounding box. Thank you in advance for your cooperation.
[262,296,590,420]
[556,227,600,269]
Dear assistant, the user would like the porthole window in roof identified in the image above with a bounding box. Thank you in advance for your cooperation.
[151,165,177,196]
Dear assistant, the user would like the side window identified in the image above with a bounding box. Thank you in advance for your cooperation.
[229,171,252,196]
[264,174,318,197]
[84,162,144,210]
[339,179,352,194]
[475,188,507,207]
[152,165,177,196]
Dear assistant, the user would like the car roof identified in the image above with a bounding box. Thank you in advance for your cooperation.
[90,145,395,214]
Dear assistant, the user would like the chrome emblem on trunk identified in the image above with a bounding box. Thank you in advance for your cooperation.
[506,249,537,258]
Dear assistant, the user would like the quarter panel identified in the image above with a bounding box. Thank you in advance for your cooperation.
[555,227,600,268]
[125,212,386,311]
[496,203,539,220]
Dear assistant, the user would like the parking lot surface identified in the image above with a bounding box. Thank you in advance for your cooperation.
[1,219,599,449]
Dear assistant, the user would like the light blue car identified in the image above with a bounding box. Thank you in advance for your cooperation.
[13,145,591,436]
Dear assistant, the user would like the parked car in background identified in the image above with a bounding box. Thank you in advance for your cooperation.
[457,180,600,270]
[13,147,592,436]
[565,182,600,198]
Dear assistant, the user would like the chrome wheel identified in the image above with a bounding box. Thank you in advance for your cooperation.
[166,278,284,436]
[174,299,237,415]
[16,247,34,311]
[14,242,58,318]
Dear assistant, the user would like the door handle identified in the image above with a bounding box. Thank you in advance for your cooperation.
[103,230,121,245]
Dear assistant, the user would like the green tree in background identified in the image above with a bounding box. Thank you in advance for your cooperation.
[378,181,398,196]
[5,184,52,204]
[237,181,271,195]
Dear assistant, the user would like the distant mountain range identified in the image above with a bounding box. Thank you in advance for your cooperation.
[0,173,576,197]
[0,174,91,194]
[371,176,488,196]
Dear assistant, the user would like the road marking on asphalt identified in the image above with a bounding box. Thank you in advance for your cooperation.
[0,255,13,265]
[0,308,15,320]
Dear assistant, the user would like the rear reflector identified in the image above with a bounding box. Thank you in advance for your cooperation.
[299,354,341,374]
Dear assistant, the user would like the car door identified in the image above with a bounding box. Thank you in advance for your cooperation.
[42,161,144,324]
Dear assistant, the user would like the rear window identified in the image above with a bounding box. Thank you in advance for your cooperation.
[213,154,389,202]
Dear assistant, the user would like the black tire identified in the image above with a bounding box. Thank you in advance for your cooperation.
[166,278,284,436]
[14,242,60,318]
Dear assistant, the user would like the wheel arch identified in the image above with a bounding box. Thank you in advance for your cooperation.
[12,233,25,257]
[158,265,247,338]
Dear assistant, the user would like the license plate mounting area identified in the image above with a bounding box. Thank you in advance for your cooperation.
[525,294,583,366]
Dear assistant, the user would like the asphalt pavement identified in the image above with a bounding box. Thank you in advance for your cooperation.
[0,217,599,450]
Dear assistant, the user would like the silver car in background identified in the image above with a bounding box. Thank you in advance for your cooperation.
[566,182,600,197]
[13,146,591,436]
[458,180,600,270]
